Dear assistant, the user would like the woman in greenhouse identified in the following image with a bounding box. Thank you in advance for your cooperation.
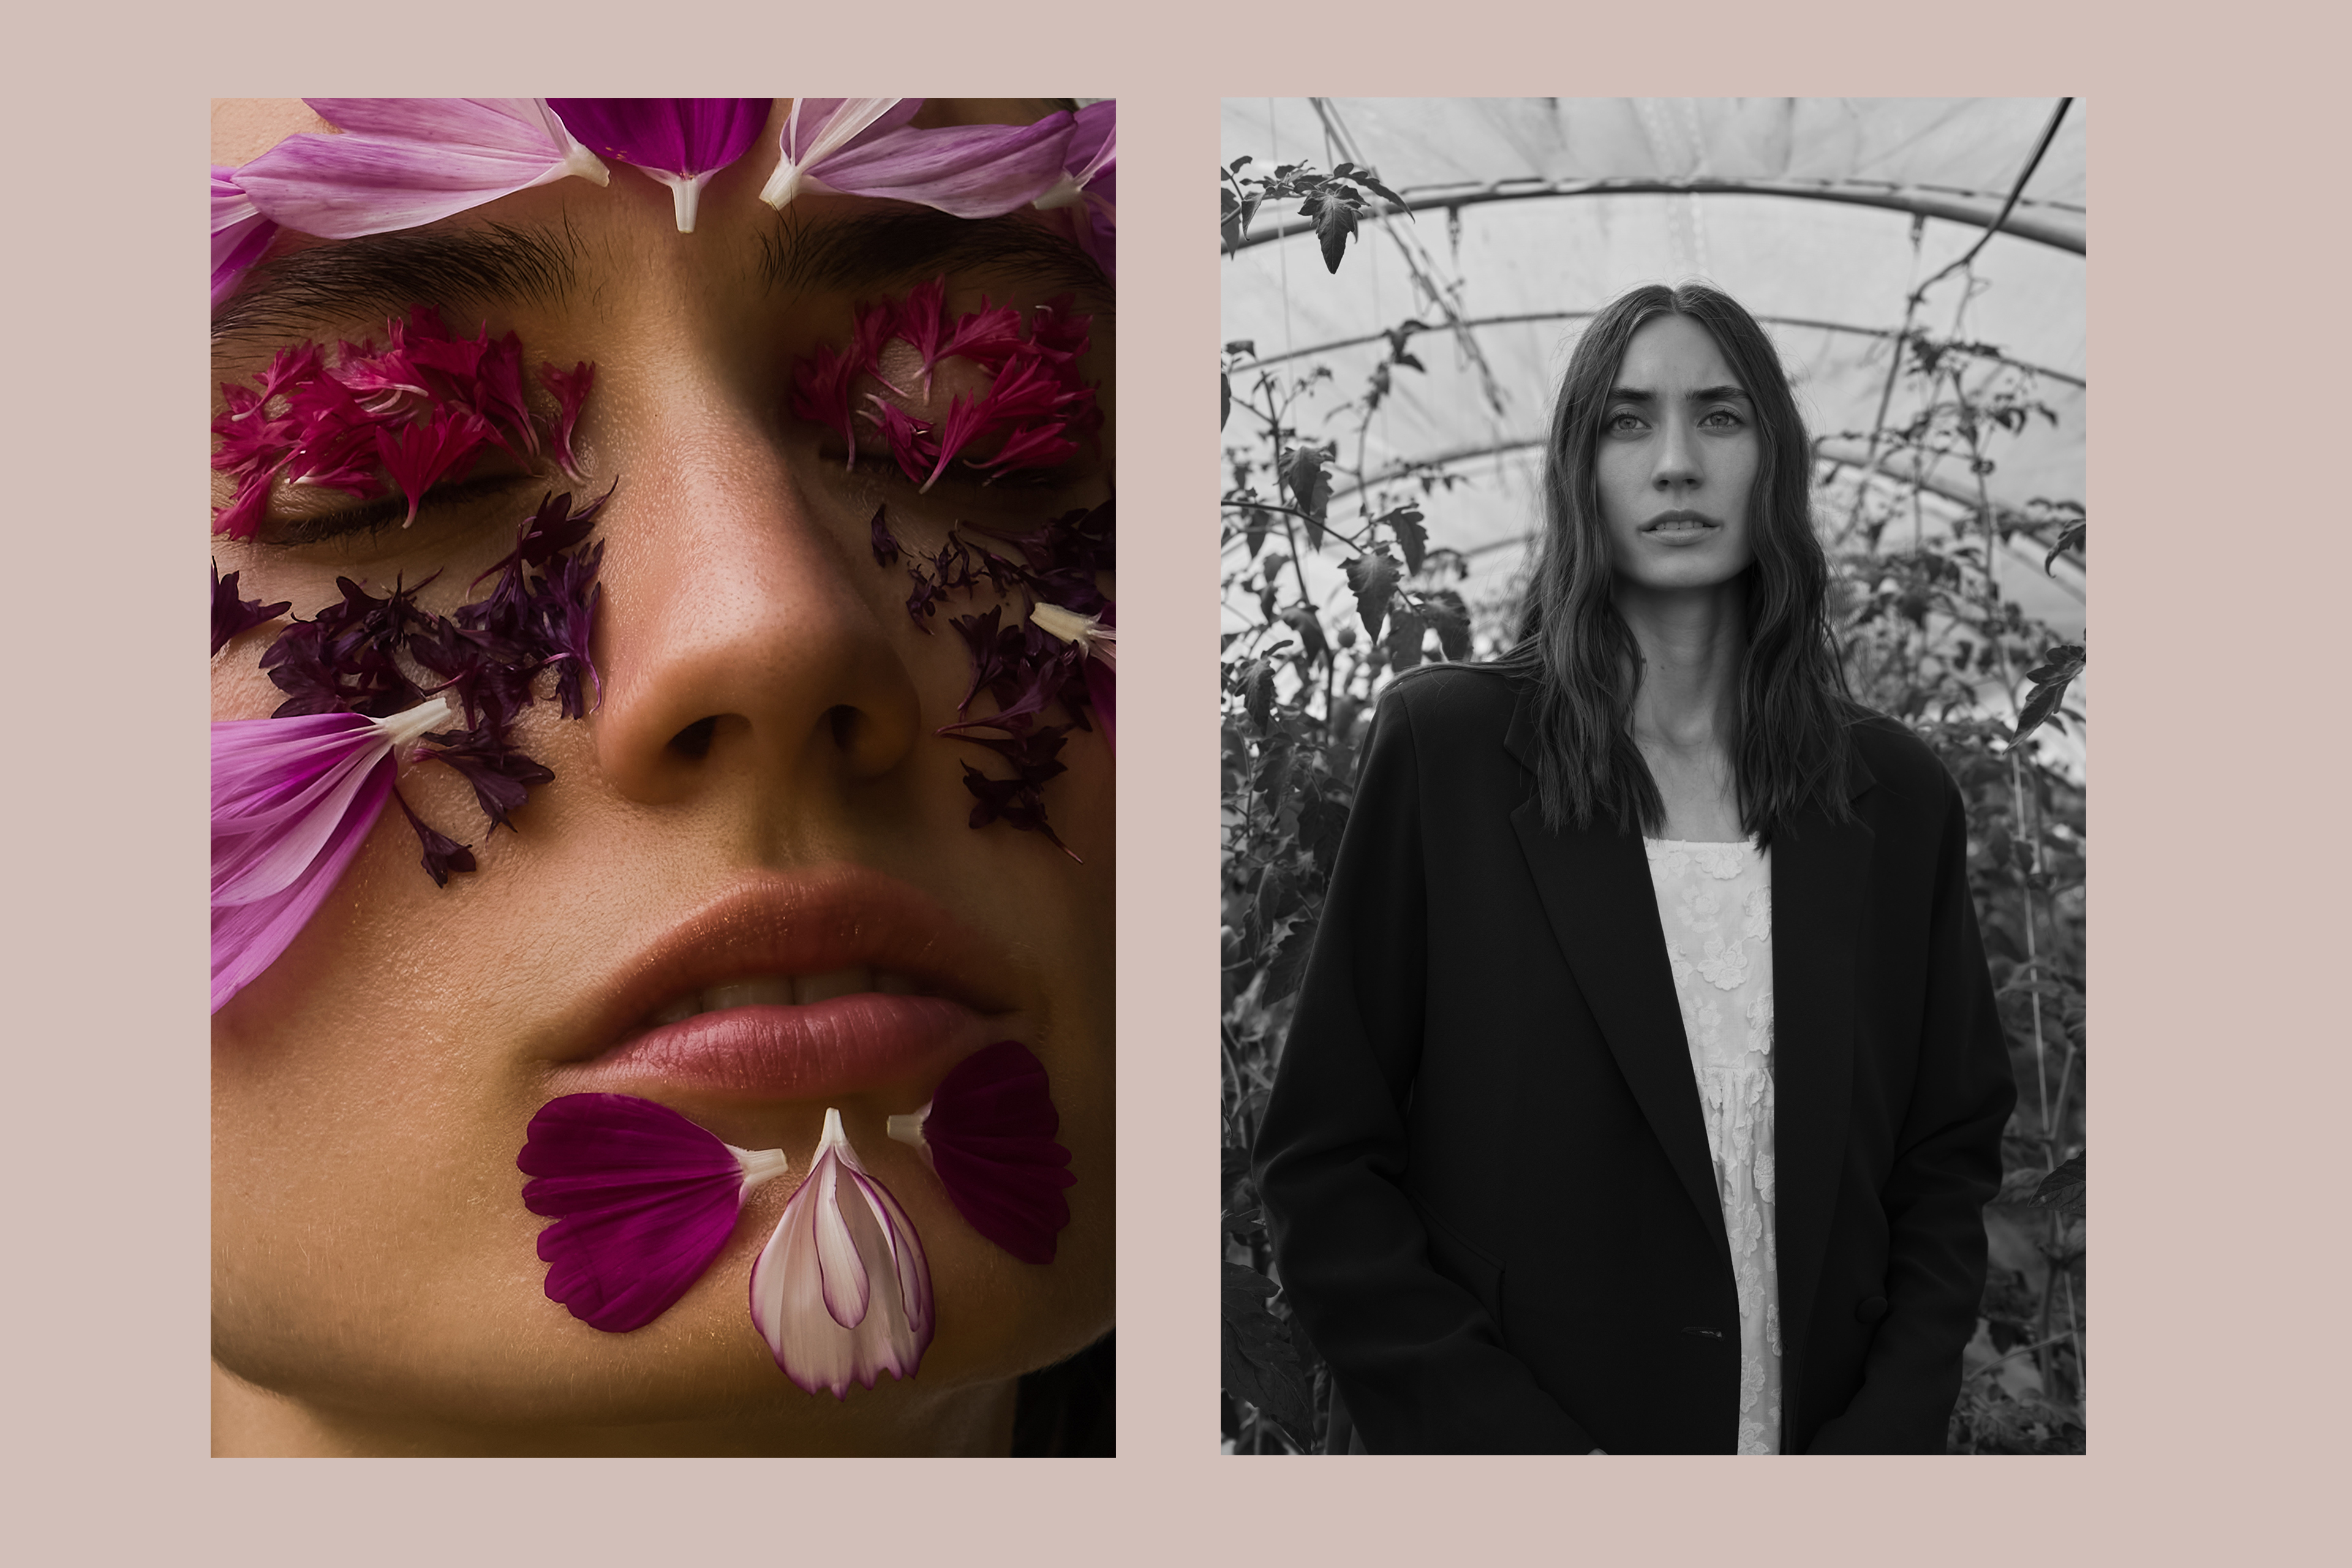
[209,97,1115,1455]
[1256,282,2016,1454]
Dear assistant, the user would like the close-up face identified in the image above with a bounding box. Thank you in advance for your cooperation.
[209,99,1114,1454]
[1593,311,1758,597]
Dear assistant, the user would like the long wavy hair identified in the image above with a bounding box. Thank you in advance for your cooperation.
[1495,282,1863,842]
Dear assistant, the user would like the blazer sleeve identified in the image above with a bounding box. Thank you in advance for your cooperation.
[1254,692,1599,1454]
[1807,769,2019,1453]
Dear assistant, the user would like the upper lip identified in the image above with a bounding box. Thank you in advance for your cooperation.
[543,865,1023,1069]
[1642,508,1721,529]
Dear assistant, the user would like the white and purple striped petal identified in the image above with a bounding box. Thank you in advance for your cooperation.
[210,166,277,307]
[210,696,453,1012]
[758,98,919,211]
[750,1108,935,1397]
[235,99,609,241]
[545,98,771,233]
[796,111,1075,221]
[519,1094,790,1333]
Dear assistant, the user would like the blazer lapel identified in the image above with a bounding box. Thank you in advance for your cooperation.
[1504,698,1730,1270]
[1770,741,1877,1414]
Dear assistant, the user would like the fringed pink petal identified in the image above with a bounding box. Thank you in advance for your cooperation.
[809,112,1075,220]
[209,698,453,1012]
[211,167,278,308]
[748,1109,933,1397]
[518,1094,786,1333]
[891,1041,1075,1265]
[237,99,609,240]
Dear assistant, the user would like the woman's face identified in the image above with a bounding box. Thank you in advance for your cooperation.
[1593,312,1759,596]
[209,100,1114,1452]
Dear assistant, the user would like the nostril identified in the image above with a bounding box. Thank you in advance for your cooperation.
[669,716,718,760]
[827,705,858,751]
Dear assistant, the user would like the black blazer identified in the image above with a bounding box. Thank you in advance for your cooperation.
[1255,666,2015,1454]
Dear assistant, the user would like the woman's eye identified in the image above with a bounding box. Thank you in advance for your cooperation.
[1605,412,1645,434]
[1701,407,1746,429]
[267,471,540,547]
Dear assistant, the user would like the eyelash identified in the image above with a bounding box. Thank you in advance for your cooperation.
[1607,408,1745,433]
[270,472,535,546]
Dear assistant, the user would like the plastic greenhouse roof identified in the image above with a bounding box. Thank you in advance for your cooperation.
[1219,98,2086,638]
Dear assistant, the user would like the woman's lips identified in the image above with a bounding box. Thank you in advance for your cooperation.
[551,993,993,1102]
[542,865,1027,1104]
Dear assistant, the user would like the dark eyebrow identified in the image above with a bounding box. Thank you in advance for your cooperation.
[1607,384,1750,404]
[210,219,585,352]
[760,208,1111,308]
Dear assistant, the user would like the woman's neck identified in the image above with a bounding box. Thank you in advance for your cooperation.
[1616,575,1749,840]
[210,1359,1020,1456]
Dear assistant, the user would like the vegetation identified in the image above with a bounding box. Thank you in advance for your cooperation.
[1218,157,2086,1455]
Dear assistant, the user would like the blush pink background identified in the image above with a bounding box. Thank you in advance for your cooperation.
[6,6,2341,1561]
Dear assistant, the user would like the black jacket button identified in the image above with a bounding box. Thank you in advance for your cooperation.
[1855,1295,1889,1324]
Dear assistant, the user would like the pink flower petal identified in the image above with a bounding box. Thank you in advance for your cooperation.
[236,99,609,240]
[210,698,453,1012]
[211,167,278,308]
[748,1109,934,1397]
[758,97,918,209]
[519,1094,789,1333]
[546,99,771,232]
[809,113,1075,220]
[886,1041,1074,1265]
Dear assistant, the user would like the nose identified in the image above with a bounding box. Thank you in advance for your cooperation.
[589,409,922,813]
[1651,412,1704,494]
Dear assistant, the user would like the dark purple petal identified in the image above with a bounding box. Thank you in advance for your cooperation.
[869,505,899,567]
[919,1041,1075,1265]
[391,785,475,888]
[212,562,292,657]
[422,726,555,831]
[519,1094,750,1333]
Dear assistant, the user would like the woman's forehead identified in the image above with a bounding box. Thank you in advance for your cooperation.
[1618,314,1737,386]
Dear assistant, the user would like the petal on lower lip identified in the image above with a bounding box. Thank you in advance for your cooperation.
[895,1041,1076,1265]
[517,1094,788,1334]
[749,1109,935,1396]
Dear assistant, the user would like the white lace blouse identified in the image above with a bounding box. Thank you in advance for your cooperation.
[1643,836,1781,1454]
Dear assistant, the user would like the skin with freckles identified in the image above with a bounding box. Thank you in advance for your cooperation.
[208,98,1114,1456]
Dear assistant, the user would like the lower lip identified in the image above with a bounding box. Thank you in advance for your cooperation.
[551,995,992,1102]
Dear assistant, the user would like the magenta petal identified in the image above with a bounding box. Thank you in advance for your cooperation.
[919,1041,1076,1265]
[519,1094,758,1333]
[545,99,770,231]
[210,167,277,307]
[238,99,608,240]
[813,113,1076,219]
[749,1110,934,1397]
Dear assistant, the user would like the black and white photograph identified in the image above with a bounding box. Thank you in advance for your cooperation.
[1218,97,2086,1455]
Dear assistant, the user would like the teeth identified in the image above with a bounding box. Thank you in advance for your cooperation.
[705,976,796,1011]
[644,969,919,1025]
[794,967,870,1005]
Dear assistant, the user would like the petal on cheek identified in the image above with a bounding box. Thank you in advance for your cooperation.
[750,1110,934,1398]
[518,1094,785,1334]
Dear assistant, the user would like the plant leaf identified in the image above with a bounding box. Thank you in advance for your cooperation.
[1380,503,1427,575]
[1313,197,1358,274]
[2025,1153,2084,1216]
[1220,1262,1318,1448]
[1343,549,1400,641]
